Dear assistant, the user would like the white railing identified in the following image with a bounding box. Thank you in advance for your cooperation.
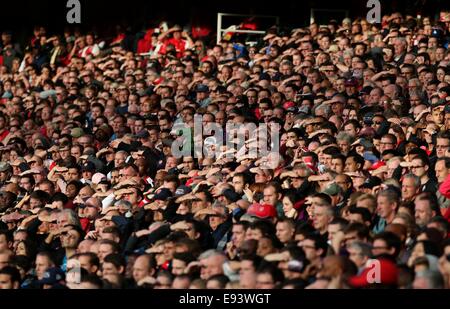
[216,13,280,44]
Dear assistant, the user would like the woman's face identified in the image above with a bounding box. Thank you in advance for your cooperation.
[282,197,294,215]
[412,242,425,259]
[15,242,27,256]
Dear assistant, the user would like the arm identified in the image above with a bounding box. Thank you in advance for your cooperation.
[439,174,450,199]
[182,31,194,49]
[157,28,174,42]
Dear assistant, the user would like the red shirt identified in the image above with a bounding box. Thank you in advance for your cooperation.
[160,38,186,58]
[137,29,154,54]
[0,130,10,143]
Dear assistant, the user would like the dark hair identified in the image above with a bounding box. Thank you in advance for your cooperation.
[0,230,13,243]
[372,231,402,258]
[206,274,229,288]
[348,207,372,224]
[256,262,285,285]
[78,252,100,270]
[343,222,370,241]
[99,239,120,254]
[329,217,349,230]
[103,253,126,270]
[415,240,441,257]
[0,266,21,285]
[172,252,196,264]
[304,233,328,257]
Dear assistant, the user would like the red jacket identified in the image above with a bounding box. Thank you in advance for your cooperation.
[137,29,154,54]
[437,175,450,222]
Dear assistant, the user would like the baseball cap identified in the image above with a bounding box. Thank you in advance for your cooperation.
[162,138,174,148]
[359,86,373,95]
[135,130,150,139]
[364,152,379,164]
[0,162,11,172]
[344,77,358,87]
[153,188,173,201]
[246,203,277,219]
[352,138,373,150]
[348,258,398,288]
[92,173,107,185]
[175,185,192,197]
[81,162,96,173]
[322,183,342,196]
[283,101,296,110]
[71,127,85,138]
[359,176,382,189]
[196,84,209,93]
[220,188,240,203]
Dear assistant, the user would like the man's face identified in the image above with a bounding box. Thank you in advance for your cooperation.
[0,170,10,183]
[182,157,195,172]
[335,175,351,191]
[414,199,434,227]
[98,244,114,263]
[231,224,246,248]
[345,157,359,173]
[436,138,450,158]
[19,177,33,192]
[171,259,186,276]
[327,223,342,242]
[401,178,419,201]
[435,160,449,183]
[263,186,278,206]
[372,239,391,257]
[61,228,81,249]
[163,241,175,261]
[275,222,294,244]
[347,247,367,269]
[338,140,350,154]
[209,215,225,231]
[232,176,245,193]
[300,239,319,262]
[331,158,344,174]
[132,256,152,283]
[0,235,10,252]
[66,168,80,181]
[387,160,400,179]
[255,273,275,289]
[102,262,120,276]
[379,137,395,153]
[115,153,127,167]
[199,255,223,280]
[122,189,140,206]
[312,206,331,232]
[35,255,52,280]
[0,274,16,289]
[77,255,95,274]
[376,196,395,220]
[410,159,427,178]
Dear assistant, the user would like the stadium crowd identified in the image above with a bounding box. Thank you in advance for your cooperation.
[0,10,450,289]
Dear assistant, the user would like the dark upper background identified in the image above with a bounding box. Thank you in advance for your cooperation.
[0,0,448,45]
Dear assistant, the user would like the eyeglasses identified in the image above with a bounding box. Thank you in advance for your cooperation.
[436,145,449,149]
[410,165,424,169]
[372,246,388,251]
